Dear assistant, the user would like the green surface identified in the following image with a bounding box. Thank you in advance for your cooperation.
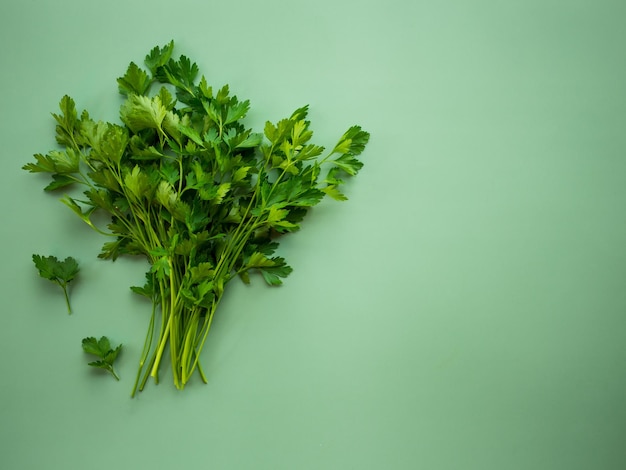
[1,0,625,469]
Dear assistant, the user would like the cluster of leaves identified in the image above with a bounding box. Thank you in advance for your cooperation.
[24,41,369,396]
[32,254,79,313]
[82,336,122,380]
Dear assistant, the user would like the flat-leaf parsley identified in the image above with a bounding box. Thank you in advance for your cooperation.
[24,41,370,396]
[82,336,122,380]
[32,254,79,314]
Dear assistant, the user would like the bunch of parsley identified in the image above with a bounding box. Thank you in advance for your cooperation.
[24,41,369,396]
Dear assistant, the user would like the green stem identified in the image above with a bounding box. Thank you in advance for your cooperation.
[131,299,157,397]
[150,306,172,380]
[60,282,72,314]
[109,366,120,381]
[180,306,201,386]
[168,261,180,389]
[185,297,220,379]
[196,354,207,383]
[146,276,170,386]
[138,349,158,391]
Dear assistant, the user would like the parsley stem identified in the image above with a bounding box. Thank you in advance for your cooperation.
[185,297,219,381]
[110,367,120,381]
[167,260,180,389]
[150,303,172,380]
[131,299,157,397]
[61,282,72,314]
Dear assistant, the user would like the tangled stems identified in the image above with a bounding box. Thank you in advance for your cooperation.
[129,196,262,395]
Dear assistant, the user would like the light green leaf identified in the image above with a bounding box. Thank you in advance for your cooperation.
[98,124,128,165]
[267,206,289,224]
[178,122,203,146]
[225,100,250,124]
[163,110,181,142]
[247,252,277,268]
[214,182,231,204]
[145,40,174,74]
[321,185,348,201]
[117,62,152,95]
[198,76,213,99]
[264,121,277,143]
[61,196,98,229]
[123,165,149,200]
[331,126,370,156]
[232,166,251,183]
[52,95,79,147]
[234,132,263,150]
[120,94,167,133]
[23,149,80,174]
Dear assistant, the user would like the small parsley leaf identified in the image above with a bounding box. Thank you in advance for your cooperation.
[82,336,122,380]
[144,40,174,75]
[32,254,79,314]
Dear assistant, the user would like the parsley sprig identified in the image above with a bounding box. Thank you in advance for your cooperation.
[32,254,80,314]
[82,336,122,380]
[24,41,369,396]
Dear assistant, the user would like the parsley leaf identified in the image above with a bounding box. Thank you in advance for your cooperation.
[117,62,152,96]
[243,252,293,285]
[144,40,174,75]
[51,95,79,148]
[32,254,79,314]
[81,336,122,380]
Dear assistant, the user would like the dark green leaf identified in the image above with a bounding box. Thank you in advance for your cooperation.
[131,273,157,299]
[82,336,122,380]
[259,258,293,286]
[32,254,79,283]
[81,337,104,357]
[43,174,76,191]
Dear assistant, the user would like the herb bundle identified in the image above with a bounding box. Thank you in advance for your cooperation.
[24,41,369,395]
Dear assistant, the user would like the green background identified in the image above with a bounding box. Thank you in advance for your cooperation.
[1,0,625,468]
